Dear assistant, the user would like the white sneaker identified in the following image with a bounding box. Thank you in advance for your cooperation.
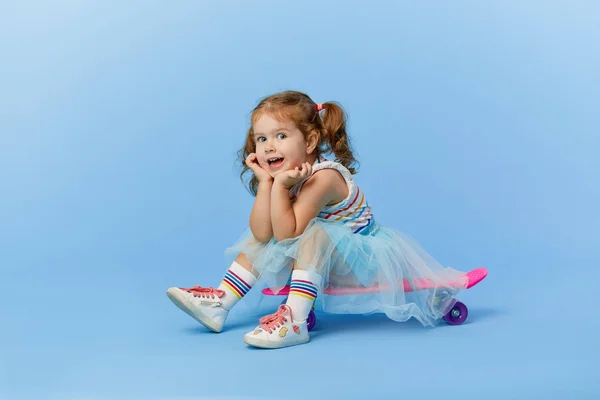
[243,305,310,349]
[166,286,229,333]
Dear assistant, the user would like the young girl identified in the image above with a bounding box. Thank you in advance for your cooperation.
[167,90,470,349]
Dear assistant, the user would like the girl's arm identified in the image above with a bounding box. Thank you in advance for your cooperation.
[249,180,274,242]
[245,153,274,243]
[271,167,347,242]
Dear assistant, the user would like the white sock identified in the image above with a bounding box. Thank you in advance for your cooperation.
[285,269,322,322]
[217,261,258,310]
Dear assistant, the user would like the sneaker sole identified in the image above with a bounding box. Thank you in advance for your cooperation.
[166,288,223,333]
[243,334,310,349]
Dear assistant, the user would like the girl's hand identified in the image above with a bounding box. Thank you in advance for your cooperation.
[274,162,312,189]
[245,153,273,183]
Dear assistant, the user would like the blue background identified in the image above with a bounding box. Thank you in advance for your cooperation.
[1,1,599,399]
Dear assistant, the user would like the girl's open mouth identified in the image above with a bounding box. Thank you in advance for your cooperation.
[267,157,284,169]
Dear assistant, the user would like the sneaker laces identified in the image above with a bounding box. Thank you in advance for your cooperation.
[258,304,293,334]
[180,286,225,299]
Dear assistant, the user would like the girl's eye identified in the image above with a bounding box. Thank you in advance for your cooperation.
[256,137,266,143]
[276,133,286,139]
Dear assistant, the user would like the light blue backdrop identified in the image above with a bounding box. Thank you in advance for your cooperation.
[1,1,598,399]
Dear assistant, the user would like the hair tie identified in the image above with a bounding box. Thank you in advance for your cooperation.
[316,103,324,111]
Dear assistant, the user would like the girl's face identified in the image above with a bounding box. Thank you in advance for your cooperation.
[252,114,316,178]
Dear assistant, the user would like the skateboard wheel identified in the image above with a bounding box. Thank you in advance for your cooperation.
[307,310,317,331]
[443,301,468,325]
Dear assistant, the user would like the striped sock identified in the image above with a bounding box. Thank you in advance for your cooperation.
[218,261,257,310]
[285,270,322,322]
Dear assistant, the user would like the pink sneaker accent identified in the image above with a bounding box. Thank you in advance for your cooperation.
[243,304,310,349]
[179,286,225,299]
[258,305,294,334]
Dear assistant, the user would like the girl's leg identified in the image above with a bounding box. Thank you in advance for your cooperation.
[285,228,369,319]
[283,227,330,322]
[243,229,331,348]
[285,266,322,323]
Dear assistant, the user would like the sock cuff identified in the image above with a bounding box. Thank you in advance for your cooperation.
[219,262,258,309]
[291,269,322,284]
[228,261,258,286]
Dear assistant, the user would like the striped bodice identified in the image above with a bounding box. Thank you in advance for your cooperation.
[289,156,377,235]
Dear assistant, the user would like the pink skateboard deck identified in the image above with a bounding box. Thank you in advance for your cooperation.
[262,267,487,296]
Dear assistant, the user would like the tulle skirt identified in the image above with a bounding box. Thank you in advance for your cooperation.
[225,218,469,327]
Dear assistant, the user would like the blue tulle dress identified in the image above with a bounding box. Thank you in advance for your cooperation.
[225,156,469,327]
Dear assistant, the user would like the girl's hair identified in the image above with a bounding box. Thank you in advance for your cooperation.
[238,90,358,196]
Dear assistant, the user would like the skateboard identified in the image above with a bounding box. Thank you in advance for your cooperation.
[262,267,488,330]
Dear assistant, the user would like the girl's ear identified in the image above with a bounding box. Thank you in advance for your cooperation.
[306,130,319,154]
